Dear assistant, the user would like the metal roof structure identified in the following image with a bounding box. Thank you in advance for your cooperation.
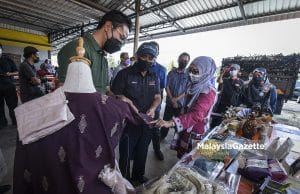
[1,0,300,54]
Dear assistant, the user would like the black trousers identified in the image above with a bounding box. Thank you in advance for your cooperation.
[210,102,227,129]
[160,105,182,140]
[0,84,18,127]
[151,111,161,151]
[119,123,152,181]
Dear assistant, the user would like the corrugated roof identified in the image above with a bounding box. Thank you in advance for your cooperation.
[0,0,299,54]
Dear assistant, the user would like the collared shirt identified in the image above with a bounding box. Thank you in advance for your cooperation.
[58,33,108,93]
[0,55,17,85]
[111,64,160,113]
[166,68,189,108]
[150,61,166,112]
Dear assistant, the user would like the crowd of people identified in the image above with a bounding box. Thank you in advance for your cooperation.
[0,9,278,194]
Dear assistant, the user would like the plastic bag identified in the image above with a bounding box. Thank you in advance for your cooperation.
[98,160,135,194]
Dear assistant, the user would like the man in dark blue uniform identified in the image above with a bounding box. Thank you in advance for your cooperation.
[111,42,161,186]
[0,44,18,129]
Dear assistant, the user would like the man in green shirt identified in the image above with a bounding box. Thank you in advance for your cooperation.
[58,10,132,93]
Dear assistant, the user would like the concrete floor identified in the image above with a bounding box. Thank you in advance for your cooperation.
[0,100,299,194]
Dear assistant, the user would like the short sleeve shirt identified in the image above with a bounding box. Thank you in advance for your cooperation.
[150,62,167,90]
[111,64,160,113]
[0,56,17,85]
[19,60,44,102]
[19,61,36,87]
[57,33,108,93]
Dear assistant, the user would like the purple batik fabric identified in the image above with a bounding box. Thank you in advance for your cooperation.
[13,92,145,194]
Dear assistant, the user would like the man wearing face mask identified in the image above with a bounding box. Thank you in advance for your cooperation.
[112,52,130,81]
[213,64,244,126]
[111,42,161,186]
[217,64,244,111]
[19,46,44,103]
[160,52,190,141]
[58,10,132,94]
[0,44,18,129]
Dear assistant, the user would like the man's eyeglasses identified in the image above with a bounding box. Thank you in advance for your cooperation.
[114,26,128,45]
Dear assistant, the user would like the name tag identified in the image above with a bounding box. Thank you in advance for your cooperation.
[131,81,137,84]
[149,81,156,86]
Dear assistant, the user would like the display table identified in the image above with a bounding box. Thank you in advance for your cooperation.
[139,121,300,194]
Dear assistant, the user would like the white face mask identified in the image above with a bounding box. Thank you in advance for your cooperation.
[189,73,201,83]
[230,70,238,77]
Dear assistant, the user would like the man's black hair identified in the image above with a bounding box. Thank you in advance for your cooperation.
[23,46,38,59]
[97,10,132,32]
[179,52,190,60]
[0,43,3,50]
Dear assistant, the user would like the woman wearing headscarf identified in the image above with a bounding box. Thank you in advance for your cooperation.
[152,56,217,158]
[245,67,276,115]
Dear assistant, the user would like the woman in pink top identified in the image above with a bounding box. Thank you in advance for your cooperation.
[153,56,217,158]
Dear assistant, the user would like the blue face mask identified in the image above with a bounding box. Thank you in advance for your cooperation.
[124,58,130,66]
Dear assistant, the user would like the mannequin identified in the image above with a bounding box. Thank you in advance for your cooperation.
[62,37,96,93]
[13,37,143,194]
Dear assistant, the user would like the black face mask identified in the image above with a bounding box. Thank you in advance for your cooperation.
[136,59,152,72]
[178,61,188,69]
[103,31,123,54]
[253,76,263,86]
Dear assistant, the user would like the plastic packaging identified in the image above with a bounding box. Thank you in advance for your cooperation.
[266,137,280,159]
[275,137,294,161]
[192,155,224,180]
[216,171,241,194]
[140,165,228,194]
[98,160,135,194]
[268,159,288,182]
[243,156,271,182]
